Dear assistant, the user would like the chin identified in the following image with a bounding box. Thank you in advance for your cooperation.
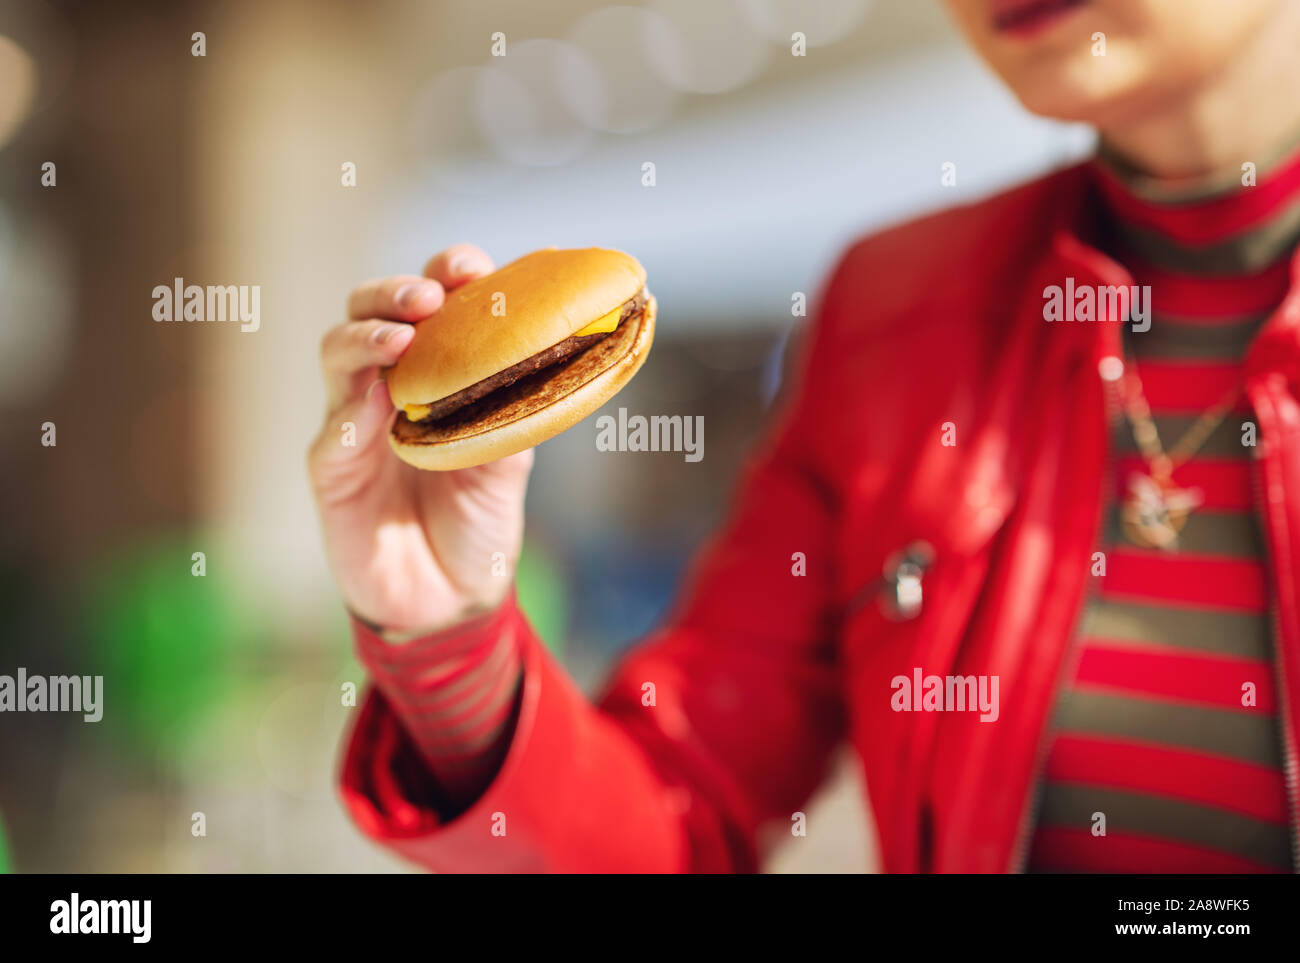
[997,49,1167,125]
[1009,78,1131,125]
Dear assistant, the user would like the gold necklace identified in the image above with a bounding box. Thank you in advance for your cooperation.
[1117,361,1241,551]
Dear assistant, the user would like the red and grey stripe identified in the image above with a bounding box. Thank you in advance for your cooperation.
[1028,144,1300,873]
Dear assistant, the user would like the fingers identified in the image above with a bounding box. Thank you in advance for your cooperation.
[320,319,415,413]
[308,379,396,503]
[347,274,444,322]
[346,245,492,323]
[323,244,493,421]
[423,244,495,288]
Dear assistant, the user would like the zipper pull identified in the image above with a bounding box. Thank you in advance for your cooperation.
[880,541,934,620]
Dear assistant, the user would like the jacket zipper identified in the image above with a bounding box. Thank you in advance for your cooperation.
[1248,395,1300,872]
[1264,573,1300,873]
[1009,359,1122,872]
[1010,373,1300,870]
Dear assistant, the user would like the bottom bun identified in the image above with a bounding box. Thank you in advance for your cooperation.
[389,295,656,470]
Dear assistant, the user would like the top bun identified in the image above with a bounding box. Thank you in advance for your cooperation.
[386,247,647,410]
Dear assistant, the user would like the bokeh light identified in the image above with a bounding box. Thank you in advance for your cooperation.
[561,6,682,134]
[474,39,597,167]
[645,0,770,95]
[0,207,73,407]
[0,34,35,148]
[255,682,340,802]
[407,66,518,195]
[740,0,874,48]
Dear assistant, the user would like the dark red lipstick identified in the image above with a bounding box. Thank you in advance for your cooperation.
[991,0,1090,39]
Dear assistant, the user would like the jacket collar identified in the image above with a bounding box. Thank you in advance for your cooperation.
[1040,171,1300,390]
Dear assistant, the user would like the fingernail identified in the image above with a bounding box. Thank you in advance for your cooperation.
[448,255,475,277]
[395,282,432,309]
[365,378,385,402]
[373,323,409,345]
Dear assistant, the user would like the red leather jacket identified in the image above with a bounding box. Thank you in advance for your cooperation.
[339,163,1300,872]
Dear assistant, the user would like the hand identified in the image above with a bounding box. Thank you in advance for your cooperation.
[308,244,533,635]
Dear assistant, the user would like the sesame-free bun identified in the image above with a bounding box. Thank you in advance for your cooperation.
[389,294,656,471]
[386,247,647,411]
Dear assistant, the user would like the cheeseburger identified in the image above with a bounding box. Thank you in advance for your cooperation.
[386,247,656,470]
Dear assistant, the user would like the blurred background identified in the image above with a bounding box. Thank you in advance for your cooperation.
[0,0,1093,872]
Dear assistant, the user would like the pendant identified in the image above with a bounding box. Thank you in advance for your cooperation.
[1119,472,1203,550]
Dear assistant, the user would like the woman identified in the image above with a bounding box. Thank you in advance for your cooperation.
[309,0,1300,872]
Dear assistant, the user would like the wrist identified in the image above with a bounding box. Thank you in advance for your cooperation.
[350,588,515,645]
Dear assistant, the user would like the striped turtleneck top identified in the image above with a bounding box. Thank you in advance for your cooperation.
[1028,144,1300,873]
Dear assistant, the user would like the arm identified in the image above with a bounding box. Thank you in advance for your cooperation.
[338,282,848,873]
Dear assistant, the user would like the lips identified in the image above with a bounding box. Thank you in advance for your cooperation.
[991,0,1089,35]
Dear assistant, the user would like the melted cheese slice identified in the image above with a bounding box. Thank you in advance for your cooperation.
[402,304,626,422]
[571,304,623,337]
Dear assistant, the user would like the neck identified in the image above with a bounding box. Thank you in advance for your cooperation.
[1100,4,1300,181]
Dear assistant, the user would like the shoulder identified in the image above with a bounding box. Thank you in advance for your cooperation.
[817,162,1094,332]
[771,162,1097,461]
[778,162,1095,461]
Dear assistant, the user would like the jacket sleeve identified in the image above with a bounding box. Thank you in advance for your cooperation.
[338,274,849,874]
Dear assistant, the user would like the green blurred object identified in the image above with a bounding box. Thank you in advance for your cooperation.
[78,533,561,760]
[515,541,567,657]
[0,812,12,873]
[82,534,259,755]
